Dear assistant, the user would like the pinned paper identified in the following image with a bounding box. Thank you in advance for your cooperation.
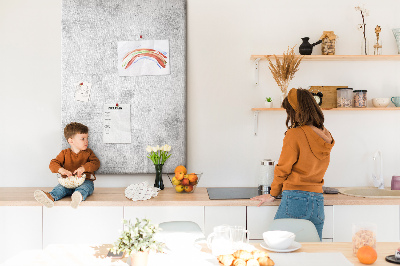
[75,82,91,102]
[118,40,170,76]
[103,104,131,143]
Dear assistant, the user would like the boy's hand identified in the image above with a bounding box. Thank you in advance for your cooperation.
[73,166,85,178]
[250,194,275,207]
[58,168,72,177]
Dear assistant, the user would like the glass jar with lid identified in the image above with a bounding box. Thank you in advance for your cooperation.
[258,159,275,195]
[337,88,353,108]
[354,90,367,108]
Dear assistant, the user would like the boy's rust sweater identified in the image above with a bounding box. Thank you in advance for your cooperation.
[49,148,100,180]
[270,125,335,197]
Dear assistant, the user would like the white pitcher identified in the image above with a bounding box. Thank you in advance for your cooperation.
[207,225,233,256]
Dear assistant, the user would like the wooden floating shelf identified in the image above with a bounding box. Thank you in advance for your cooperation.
[252,107,400,111]
[250,55,400,61]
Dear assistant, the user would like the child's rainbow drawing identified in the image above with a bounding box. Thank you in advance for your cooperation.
[118,40,170,76]
[122,49,167,69]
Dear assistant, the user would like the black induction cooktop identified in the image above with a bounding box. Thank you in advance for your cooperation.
[207,187,260,200]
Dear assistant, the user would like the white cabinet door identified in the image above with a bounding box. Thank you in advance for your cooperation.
[204,206,246,236]
[333,205,400,242]
[247,206,279,240]
[124,206,205,232]
[43,206,123,247]
[323,206,333,239]
[0,206,42,264]
[247,206,333,240]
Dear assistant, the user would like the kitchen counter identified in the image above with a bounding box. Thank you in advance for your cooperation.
[1,187,400,206]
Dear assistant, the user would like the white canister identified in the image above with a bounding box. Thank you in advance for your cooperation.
[259,159,275,194]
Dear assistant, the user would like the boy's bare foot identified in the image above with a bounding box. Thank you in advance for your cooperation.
[34,190,54,208]
[71,191,83,209]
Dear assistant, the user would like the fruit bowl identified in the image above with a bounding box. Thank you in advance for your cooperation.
[58,174,86,189]
[168,173,202,193]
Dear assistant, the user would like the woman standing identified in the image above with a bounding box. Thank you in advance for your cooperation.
[251,88,334,240]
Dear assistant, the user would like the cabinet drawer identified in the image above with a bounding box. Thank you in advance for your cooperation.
[333,205,399,242]
[0,206,42,264]
[43,206,123,247]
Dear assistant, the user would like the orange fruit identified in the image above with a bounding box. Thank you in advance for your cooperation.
[174,165,187,175]
[357,246,377,264]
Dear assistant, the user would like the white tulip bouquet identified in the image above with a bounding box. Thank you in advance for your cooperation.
[146,144,172,165]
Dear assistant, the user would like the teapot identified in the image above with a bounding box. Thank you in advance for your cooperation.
[299,37,322,55]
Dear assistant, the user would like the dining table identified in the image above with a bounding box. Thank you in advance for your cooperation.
[2,242,399,266]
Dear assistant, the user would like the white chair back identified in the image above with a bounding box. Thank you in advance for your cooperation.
[268,218,320,242]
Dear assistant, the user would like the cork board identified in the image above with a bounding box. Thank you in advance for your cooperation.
[61,0,187,174]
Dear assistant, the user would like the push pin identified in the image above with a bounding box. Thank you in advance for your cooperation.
[116,103,119,107]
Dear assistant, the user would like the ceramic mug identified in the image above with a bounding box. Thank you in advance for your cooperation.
[391,176,400,190]
[391,97,400,107]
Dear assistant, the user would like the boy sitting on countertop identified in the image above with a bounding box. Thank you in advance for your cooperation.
[34,122,100,209]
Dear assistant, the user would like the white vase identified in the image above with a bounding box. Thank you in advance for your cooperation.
[264,101,273,108]
[130,250,149,266]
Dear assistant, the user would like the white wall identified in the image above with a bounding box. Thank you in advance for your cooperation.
[1,0,400,188]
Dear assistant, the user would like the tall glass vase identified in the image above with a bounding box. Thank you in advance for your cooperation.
[393,28,400,54]
[154,164,164,190]
[280,87,288,107]
[361,37,369,55]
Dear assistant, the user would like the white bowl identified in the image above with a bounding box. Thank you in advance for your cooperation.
[372,98,390,107]
[263,230,295,250]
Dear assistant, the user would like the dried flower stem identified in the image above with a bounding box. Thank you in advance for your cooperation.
[266,46,303,95]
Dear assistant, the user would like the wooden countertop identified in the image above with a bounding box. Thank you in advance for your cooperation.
[1,187,400,207]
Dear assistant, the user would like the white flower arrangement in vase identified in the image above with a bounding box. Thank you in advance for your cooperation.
[110,219,164,266]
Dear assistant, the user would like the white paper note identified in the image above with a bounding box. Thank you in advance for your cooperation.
[103,104,131,143]
[75,82,91,102]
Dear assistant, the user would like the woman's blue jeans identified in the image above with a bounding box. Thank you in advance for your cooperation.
[274,190,324,240]
[50,180,94,201]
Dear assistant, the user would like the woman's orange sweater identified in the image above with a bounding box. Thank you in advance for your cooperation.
[270,125,335,197]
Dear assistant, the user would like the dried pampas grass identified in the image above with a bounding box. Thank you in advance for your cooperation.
[266,46,303,95]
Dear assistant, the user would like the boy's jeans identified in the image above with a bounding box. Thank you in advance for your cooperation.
[50,180,94,201]
[274,190,324,240]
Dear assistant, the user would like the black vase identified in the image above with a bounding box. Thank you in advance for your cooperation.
[299,37,322,55]
[154,164,164,190]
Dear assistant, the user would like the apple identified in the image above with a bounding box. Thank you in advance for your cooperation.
[175,171,184,181]
[188,173,198,183]
[175,185,185,193]
[189,181,197,186]
[181,178,190,186]
[184,185,194,192]
[171,176,181,186]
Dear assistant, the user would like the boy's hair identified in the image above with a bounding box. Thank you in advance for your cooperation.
[282,88,324,130]
[64,122,89,140]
